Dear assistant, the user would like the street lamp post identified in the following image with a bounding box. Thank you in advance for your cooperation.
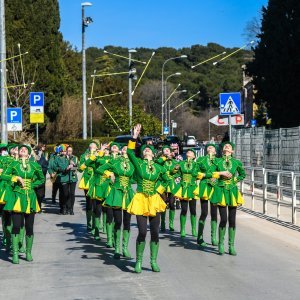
[128,49,136,131]
[0,0,7,143]
[81,2,93,140]
[165,72,181,130]
[161,55,187,135]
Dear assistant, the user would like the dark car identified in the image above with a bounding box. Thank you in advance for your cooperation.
[142,136,159,147]
[114,135,142,156]
[164,135,183,154]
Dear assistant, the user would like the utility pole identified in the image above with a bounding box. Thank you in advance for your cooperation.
[128,49,136,131]
[81,2,93,140]
[0,0,7,143]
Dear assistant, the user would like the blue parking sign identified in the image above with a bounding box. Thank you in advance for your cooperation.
[219,92,241,115]
[251,119,257,127]
[163,127,169,135]
[7,108,22,131]
[30,92,44,107]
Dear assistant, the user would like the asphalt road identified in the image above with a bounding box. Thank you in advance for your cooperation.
[1,183,300,300]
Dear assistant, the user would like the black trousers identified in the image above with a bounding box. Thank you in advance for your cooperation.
[35,184,46,210]
[12,212,35,236]
[106,207,114,224]
[113,209,131,231]
[136,213,160,243]
[61,182,76,211]
[180,199,196,216]
[0,206,11,227]
[93,200,102,218]
[199,200,218,222]
[219,206,237,228]
[85,190,93,211]
[52,181,59,201]
[162,193,175,210]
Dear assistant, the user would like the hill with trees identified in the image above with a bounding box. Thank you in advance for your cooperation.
[5,0,252,142]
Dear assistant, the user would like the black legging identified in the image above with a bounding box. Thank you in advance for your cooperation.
[136,214,160,243]
[52,181,59,201]
[84,190,93,211]
[180,199,196,216]
[162,193,175,210]
[62,182,76,211]
[219,206,237,228]
[106,207,114,224]
[35,184,45,210]
[93,200,102,218]
[113,209,131,231]
[12,212,35,236]
[199,200,218,222]
[2,210,12,227]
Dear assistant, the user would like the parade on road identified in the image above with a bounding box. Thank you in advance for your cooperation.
[1,0,300,299]
[0,123,245,271]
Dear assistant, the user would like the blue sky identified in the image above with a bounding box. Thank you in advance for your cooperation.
[59,0,268,49]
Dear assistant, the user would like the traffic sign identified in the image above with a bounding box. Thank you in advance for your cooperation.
[251,119,257,127]
[7,108,22,131]
[163,126,169,134]
[209,114,245,126]
[172,122,177,128]
[219,92,241,115]
[30,92,44,106]
[30,92,45,123]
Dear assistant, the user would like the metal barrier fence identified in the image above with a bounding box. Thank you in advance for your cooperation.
[232,126,300,171]
[241,166,300,224]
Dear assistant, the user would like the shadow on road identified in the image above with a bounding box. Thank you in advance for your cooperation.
[56,221,141,273]
[239,207,300,232]
[160,230,219,254]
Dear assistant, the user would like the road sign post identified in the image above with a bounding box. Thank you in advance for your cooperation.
[7,107,22,132]
[219,92,241,141]
[30,92,44,145]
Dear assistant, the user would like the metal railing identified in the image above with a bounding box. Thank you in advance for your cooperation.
[240,166,300,224]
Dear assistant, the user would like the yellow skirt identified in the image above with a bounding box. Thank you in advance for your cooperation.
[127,192,167,217]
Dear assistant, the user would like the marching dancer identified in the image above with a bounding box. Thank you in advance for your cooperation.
[127,124,169,273]
[195,143,219,246]
[210,142,245,255]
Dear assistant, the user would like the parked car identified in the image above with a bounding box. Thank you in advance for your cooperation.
[142,136,159,147]
[186,136,197,147]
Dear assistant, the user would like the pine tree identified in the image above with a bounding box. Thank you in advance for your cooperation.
[247,0,300,128]
[5,0,66,121]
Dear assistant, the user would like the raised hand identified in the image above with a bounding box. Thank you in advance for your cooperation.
[133,124,142,139]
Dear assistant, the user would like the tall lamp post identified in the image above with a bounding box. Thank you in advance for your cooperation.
[128,49,137,131]
[0,0,7,143]
[165,72,181,130]
[161,55,187,134]
[81,2,93,140]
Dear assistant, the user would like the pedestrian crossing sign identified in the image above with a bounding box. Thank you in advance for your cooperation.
[219,92,241,115]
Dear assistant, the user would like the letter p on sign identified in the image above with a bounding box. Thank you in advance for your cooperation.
[10,111,17,121]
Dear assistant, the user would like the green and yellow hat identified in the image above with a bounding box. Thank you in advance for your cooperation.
[0,143,8,150]
[140,144,156,155]
[205,143,218,152]
[110,142,121,150]
[18,144,32,155]
[222,141,235,150]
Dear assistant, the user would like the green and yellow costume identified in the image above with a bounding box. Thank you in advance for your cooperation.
[126,141,168,217]
[210,156,245,207]
[100,155,135,210]
[3,159,45,214]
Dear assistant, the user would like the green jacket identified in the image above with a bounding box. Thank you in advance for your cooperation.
[53,155,78,183]
[127,140,170,196]
[213,156,246,190]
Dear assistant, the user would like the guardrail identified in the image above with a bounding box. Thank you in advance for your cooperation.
[240,166,300,224]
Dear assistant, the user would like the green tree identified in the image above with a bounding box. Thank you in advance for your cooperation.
[247,0,300,128]
[5,0,66,121]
